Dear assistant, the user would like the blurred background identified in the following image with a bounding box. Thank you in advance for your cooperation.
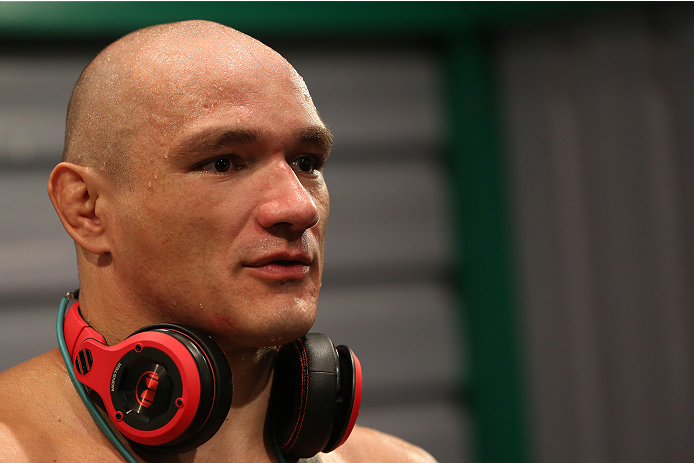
[0,3,692,463]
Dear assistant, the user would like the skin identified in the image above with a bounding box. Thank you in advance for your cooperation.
[0,21,437,463]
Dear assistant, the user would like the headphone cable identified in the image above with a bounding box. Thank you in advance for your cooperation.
[56,294,140,463]
[270,418,289,463]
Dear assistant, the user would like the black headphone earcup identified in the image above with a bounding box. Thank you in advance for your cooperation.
[271,333,351,458]
[125,324,233,453]
[271,333,338,457]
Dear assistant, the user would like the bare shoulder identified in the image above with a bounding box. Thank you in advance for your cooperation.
[0,349,60,419]
[0,349,68,412]
[0,350,64,461]
[0,349,113,462]
[0,420,31,463]
[332,425,438,463]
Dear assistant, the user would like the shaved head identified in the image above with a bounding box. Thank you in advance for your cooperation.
[54,19,329,342]
[62,20,312,186]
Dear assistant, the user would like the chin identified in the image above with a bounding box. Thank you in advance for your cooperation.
[260,306,317,347]
[226,325,314,350]
[210,299,317,349]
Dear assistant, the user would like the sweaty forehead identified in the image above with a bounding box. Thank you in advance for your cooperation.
[97,25,317,140]
[123,37,312,124]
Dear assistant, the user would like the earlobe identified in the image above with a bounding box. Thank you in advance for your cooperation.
[48,162,111,255]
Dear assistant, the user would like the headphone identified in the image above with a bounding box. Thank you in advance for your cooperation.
[56,292,362,461]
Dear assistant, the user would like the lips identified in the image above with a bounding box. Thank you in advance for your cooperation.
[244,252,313,281]
[247,252,312,267]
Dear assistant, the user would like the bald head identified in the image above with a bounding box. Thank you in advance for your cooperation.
[63,20,311,186]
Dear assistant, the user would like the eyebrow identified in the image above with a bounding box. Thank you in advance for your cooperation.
[172,125,334,158]
[173,128,263,155]
[298,126,334,153]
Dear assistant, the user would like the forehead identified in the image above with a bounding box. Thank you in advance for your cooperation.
[126,40,325,157]
[133,32,308,101]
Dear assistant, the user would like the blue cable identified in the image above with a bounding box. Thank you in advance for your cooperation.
[56,295,140,463]
[270,419,289,463]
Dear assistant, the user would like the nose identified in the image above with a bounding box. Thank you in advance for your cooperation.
[256,160,320,237]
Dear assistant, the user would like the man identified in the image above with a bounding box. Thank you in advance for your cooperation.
[0,20,436,463]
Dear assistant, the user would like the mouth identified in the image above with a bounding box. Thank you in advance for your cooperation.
[247,253,312,267]
[273,259,306,266]
[244,253,313,281]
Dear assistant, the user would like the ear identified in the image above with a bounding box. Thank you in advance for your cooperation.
[47,162,112,255]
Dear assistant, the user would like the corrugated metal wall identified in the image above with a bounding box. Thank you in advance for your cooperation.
[0,44,465,462]
[499,6,694,463]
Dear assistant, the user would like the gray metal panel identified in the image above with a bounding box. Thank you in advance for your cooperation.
[0,55,88,163]
[323,160,451,276]
[499,8,694,463]
[0,170,78,298]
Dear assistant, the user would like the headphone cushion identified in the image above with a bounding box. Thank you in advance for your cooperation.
[271,333,340,458]
[323,345,362,453]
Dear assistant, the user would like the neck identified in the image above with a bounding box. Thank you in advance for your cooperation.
[187,347,280,462]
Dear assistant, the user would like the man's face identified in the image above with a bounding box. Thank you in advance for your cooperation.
[105,45,331,348]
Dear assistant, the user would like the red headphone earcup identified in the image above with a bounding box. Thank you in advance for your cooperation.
[271,333,340,458]
[118,324,233,453]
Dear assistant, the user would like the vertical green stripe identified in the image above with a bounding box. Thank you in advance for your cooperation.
[443,35,529,463]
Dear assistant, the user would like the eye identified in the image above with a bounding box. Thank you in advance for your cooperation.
[212,158,231,172]
[291,155,323,174]
[198,156,235,173]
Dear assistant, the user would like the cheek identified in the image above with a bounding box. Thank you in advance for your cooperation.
[114,185,247,265]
